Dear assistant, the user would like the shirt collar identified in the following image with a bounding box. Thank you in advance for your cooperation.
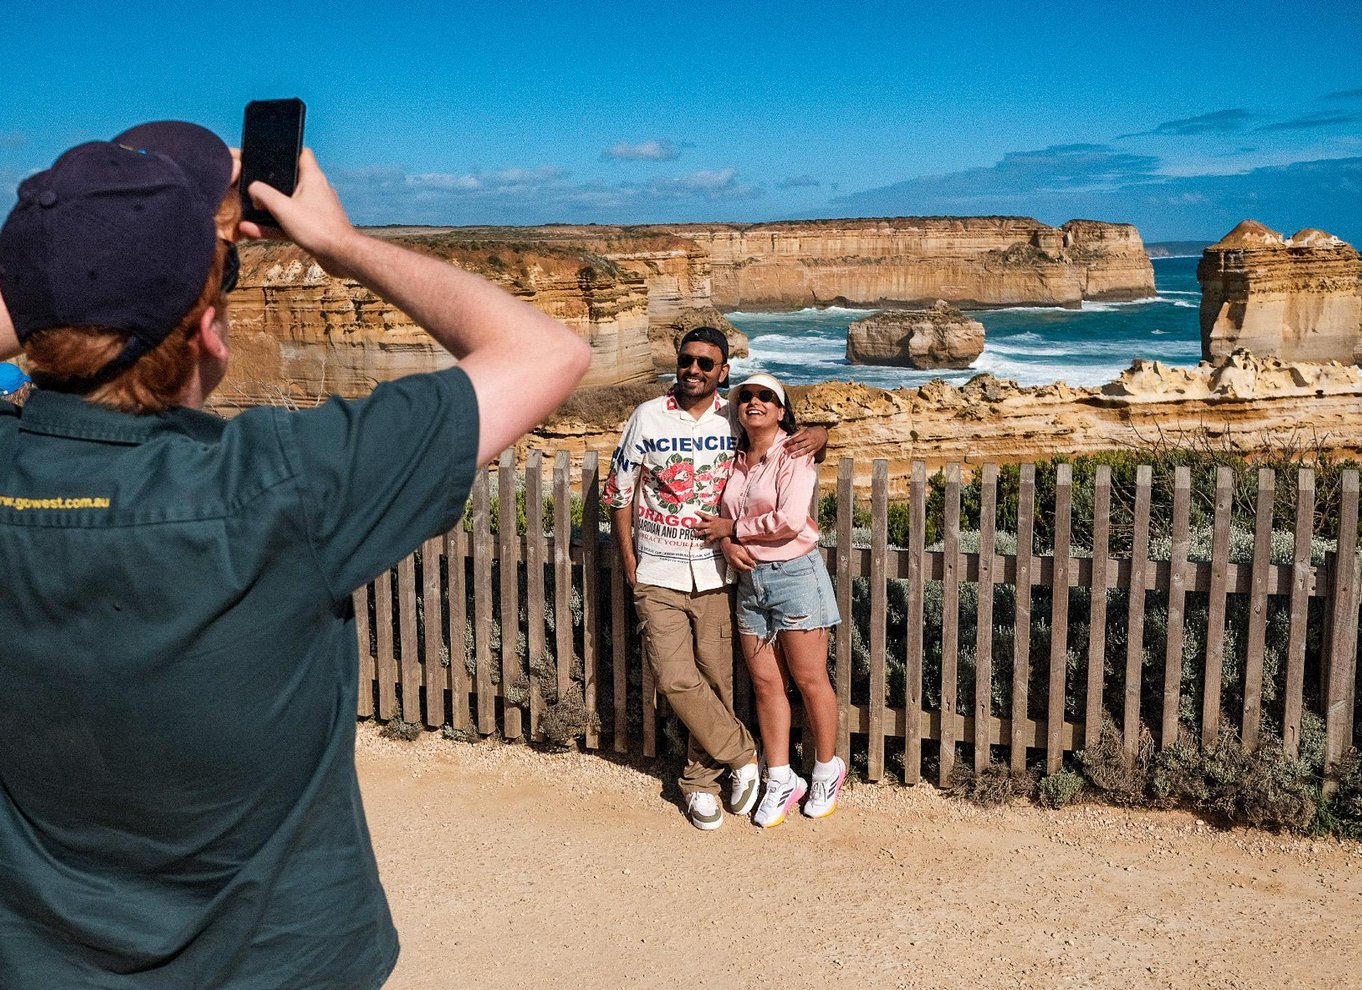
[664,385,724,420]
[17,390,226,445]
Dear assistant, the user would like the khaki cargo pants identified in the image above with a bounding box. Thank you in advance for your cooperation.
[633,583,757,796]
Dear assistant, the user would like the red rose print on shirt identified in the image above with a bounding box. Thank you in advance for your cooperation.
[654,455,696,511]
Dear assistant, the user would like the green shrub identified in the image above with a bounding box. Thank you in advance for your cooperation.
[1037,769,1085,809]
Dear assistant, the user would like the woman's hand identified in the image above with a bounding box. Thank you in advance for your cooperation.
[693,512,735,542]
[719,537,755,573]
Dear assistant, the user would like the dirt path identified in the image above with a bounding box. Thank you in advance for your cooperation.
[356,726,1362,990]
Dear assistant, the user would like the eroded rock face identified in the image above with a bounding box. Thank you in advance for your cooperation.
[657,217,1154,310]
[529,357,1362,493]
[647,307,749,377]
[846,301,984,368]
[1198,220,1362,364]
[218,235,655,410]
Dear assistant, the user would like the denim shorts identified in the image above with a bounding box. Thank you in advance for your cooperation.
[734,548,841,640]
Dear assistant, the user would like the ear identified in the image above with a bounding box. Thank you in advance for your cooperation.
[197,305,229,362]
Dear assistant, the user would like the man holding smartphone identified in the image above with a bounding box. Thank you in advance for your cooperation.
[0,120,590,988]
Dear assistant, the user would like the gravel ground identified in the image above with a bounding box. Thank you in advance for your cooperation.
[356,724,1362,990]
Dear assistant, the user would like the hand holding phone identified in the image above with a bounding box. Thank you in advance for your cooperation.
[239,98,306,227]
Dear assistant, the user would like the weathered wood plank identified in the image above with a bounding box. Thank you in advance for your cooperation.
[904,460,927,784]
[525,452,547,740]
[421,535,446,728]
[553,452,574,708]
[642,640,657,759]
[1284,469,1314,759]
[1243,468,1275,751]
[1085,465,1112,750]
[1122,465,1153,762]
[1010,464,1036,773]
[1326,471,1360,769]
[1160,467,1191,749]
[939,463,961,785]
[834,459,854,764]
[581,452,601,750]
[1202,465,1234,748]
[472,469,495,735]
[374,561,396,721]
[974,463,998,771]
[397,553,420,724]
[1046,463,1072,774]
[445,519,469,732]
[868,459,889,781]
[498,450,523,740]
[354,585,374,718]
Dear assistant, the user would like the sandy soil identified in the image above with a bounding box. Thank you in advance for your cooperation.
[356,725,1362,990]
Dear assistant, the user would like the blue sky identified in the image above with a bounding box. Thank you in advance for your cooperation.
[2,2,1359,243]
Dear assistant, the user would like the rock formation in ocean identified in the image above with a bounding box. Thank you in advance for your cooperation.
[217,218,1154,408]
[655,217,1154,310]
[1198,220,1362,364]
[845,301,984,368]
[529,353,1362,492]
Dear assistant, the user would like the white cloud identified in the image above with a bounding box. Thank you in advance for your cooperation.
[602,139,684,162]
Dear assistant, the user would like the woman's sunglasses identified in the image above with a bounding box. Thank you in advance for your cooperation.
[677,353,717,372]
[737,387,778,405]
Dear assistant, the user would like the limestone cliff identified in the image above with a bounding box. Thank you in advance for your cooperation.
[654,217,1154,310]
[846,301,984,369]
[529,352,1362,493]
[217,233,654,410]
[1198,220,1362,364]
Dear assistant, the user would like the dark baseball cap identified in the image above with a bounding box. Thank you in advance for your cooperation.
[0,121,233,372]
[678,326,729,362]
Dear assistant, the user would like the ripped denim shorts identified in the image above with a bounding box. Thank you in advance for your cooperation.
[734,548,841,641]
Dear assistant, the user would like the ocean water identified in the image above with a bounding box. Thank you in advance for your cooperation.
[726,256,1203,389]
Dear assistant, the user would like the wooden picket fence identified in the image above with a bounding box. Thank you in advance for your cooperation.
[353,452,1362,784]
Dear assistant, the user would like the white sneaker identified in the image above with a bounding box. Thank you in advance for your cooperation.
[803,756,847,818]
[754,772,807,828]
[686,791,723,830]
[728,761,760,816]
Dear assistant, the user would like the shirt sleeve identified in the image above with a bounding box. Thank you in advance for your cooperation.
[734,450,817,545]
[284,366,480,600]
[602,408,644,510]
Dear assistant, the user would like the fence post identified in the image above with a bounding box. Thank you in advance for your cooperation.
[498,449,523,740]
[1243,468,1275,751]
[974,463,998,771]
[939,463,961,786]
[354,586,375,719]
[1084,465,1112,750]
[552,453,573,710]
[867,460,888,781]
[421,535,446,728]
[1202,465,1234,748]
[472,468,495,734]
[525,452,546,740]
[1283,469,1314,759]
[1160,466,1191,749]
[1122,464,1153,763]
[445,509,469,732]
[1010,464,1035,773]
[581,452,600,750]
[834,458,854,765]
[1325,470,1360,773]
[904,460,927,784]
[375,550,396,721]
[1046,463,1072,774]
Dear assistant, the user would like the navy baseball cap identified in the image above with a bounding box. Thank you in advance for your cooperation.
[678,326,729,362]
[0,121,233,372]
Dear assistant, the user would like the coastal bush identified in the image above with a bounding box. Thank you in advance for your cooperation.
[1037,769,1085,809]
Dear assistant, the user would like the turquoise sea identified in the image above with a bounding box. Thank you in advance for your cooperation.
[726,256,1203,389]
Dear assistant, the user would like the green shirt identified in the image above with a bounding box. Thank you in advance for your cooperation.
[0,368,478,988]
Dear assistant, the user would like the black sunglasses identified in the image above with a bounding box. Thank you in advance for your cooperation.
[678,353,717,372]
[222,240,240,294]
[737,387,778,405]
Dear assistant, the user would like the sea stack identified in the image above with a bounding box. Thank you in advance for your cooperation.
[1198,220,1362,364]
[846,301,985,369]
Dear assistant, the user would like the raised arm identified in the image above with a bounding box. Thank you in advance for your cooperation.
[245,150,592,467]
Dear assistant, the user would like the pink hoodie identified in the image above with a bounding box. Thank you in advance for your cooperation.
[719,430,820,562]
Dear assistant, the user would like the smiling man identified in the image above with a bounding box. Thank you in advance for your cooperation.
[603,327,824,828]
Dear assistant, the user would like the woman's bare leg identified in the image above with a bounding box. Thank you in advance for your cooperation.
[742,633,792,766]
[778,627,837,763]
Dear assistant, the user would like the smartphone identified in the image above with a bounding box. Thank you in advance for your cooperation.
[239,98,306,226]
